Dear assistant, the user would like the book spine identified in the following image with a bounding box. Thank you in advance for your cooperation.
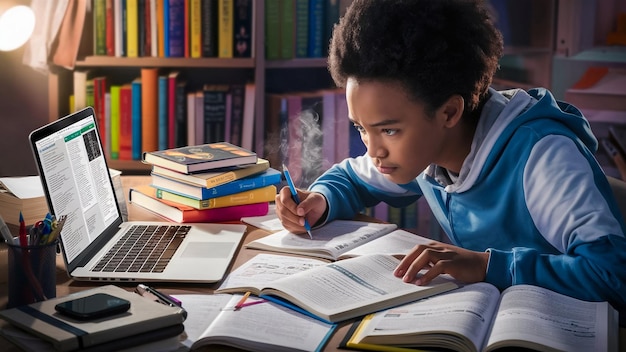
[114,0,124,56]
[307,0,323,58]
[232,0,252,57]
[141,68,159,154]
[121,0,128,56]
[167,73,179,148]
[119,84,133,160]
[183,0,190,57]
[138,0,146,56]
[106,0,116,55]
[209,185,276,209]
[110,85,121,159]
[186,92,196,145]
[163,0,170,56]
[228,84,244,146]
[265,0,280,60]
[94,0,107,55]
[280,0,294,59]
[201,0,219,57]
[190,0,202,57]
[131,79,143,160]
[143,0,152,56]
[104,92,112,158]
[294,0,308,58]
[156,0,165,56]
[158,75,169,150]
[168,0,186,57]
[175,81,187,147]
[126,0,139,57]
[334,91,350,162]
[181,202,269,222]
[218,0,234,58]
[202,86,228,144]
[150,0,158,56]
[323,0,339,56]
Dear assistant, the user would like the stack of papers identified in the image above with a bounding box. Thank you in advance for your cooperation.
[0,176,48,227]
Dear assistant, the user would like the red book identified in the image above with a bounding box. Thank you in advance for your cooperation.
[106,0,115,55]
[129,185,269,223]
[119,84,133,160]
[168,71,180,148]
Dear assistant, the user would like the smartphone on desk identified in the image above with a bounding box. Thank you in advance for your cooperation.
[54,293,131,320]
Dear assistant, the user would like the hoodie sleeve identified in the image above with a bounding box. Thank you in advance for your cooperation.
[485,135,626,310]
[308,156,421,224]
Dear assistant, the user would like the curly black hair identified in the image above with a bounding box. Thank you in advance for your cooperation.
[328,0,503,117]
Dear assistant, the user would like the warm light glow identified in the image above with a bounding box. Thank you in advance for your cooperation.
[0,6,35,52]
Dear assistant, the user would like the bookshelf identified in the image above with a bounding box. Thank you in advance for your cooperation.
[46,1,340,174]
[551,0,626,178]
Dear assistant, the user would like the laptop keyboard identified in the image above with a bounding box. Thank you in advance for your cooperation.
[93,225,190,273]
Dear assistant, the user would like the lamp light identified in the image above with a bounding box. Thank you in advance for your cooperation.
[0,5,35,52]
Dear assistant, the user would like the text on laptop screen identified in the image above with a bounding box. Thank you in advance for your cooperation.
[34,114,119,262]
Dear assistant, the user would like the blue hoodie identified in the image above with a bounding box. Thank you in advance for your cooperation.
[309,88,626,310]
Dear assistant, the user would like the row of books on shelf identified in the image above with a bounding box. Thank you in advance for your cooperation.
[72,68,255,160]
[132,143,281,222]
[265,0,351,60]
[93,0,253,58]
[92,0,350,60]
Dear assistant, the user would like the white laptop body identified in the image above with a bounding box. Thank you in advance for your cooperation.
[29,107,245,283]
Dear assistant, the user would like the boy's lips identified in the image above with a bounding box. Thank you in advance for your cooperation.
[377,165,396,174]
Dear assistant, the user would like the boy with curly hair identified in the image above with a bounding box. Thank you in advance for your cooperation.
[275,0,626,313]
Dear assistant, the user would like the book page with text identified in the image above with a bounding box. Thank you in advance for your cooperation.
[485,284,616,352]
[339,229,434,259]
[262,254,458,322]
[356,282,501,352]
[246,220,398,260]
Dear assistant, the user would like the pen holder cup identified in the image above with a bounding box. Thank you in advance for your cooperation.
[6,239,57,308]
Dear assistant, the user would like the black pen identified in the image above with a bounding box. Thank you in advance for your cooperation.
[136,284,188,320]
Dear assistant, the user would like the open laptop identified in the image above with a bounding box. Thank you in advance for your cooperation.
[28,107,246,283]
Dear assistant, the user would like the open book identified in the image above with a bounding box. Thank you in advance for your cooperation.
[216,253,458,323]
[246,220,434,260]
[346,283,619,352]
[171,293,335,352]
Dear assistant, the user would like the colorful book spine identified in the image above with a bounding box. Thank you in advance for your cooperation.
[158,75,169,150]
[307,0,324,57]
[232,0,252,57]
[126,0,139,57]
[280,0,295,59]
[202,85,229,143]
[156,0,165,56]
[168,0,185,57]
[167,71,180,148]
[228,84,244,146]
[131,78,143,160]
[294,0,309,58]
[130,185,270,223]
[143,0,152,56]
[106,0,115,55]
[265,0,280,60]
[218,0,234,58]
[137,0,146,56]
[110,85,121,159]
[151,184,277,209]
[114,0,125,56]
[189,0,202,57]
[174,80,187,147]
[119,84,133,160]
[94,0,107,55]
[201,0,218,57]
[163,0,170,56]
[141,68,159,154]
[152,167,281,199]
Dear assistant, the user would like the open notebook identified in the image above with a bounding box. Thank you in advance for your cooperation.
[28,107,245,283]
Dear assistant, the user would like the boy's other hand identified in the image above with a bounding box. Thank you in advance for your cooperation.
[394,241,489,285]
[275,187,327,235]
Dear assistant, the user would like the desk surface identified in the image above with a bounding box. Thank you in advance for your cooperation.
[1,175,624,351]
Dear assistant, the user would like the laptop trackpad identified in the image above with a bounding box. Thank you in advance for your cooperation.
[180,242,234,258]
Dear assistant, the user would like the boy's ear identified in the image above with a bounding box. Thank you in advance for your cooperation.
[438,95,464,128]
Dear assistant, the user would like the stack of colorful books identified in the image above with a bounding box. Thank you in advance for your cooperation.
[130,142,280,223]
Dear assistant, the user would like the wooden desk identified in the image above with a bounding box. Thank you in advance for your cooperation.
[1,175,624,351]
[0,176,354,351]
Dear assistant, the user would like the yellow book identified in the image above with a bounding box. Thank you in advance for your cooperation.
[218,0,233,58]
[109,85,121,159]
[69,95,75,113]
[151,185,277,209]
[126,0,139,57]
[190,0,202,58]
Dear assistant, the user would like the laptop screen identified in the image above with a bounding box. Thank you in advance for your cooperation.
[30,108,121,264]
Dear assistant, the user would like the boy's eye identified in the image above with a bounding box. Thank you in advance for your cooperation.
[382,129,397,136]
[353,124,366,134]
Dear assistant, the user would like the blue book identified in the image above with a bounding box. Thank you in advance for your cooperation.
[307,0,324,57]
[131,78,142,160]
[151,167,282,200]
[158,75,168,150]
[168,0,185,57]
[163,0,170,56]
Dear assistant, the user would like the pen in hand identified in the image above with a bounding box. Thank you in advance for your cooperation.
[282,165,312,239]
